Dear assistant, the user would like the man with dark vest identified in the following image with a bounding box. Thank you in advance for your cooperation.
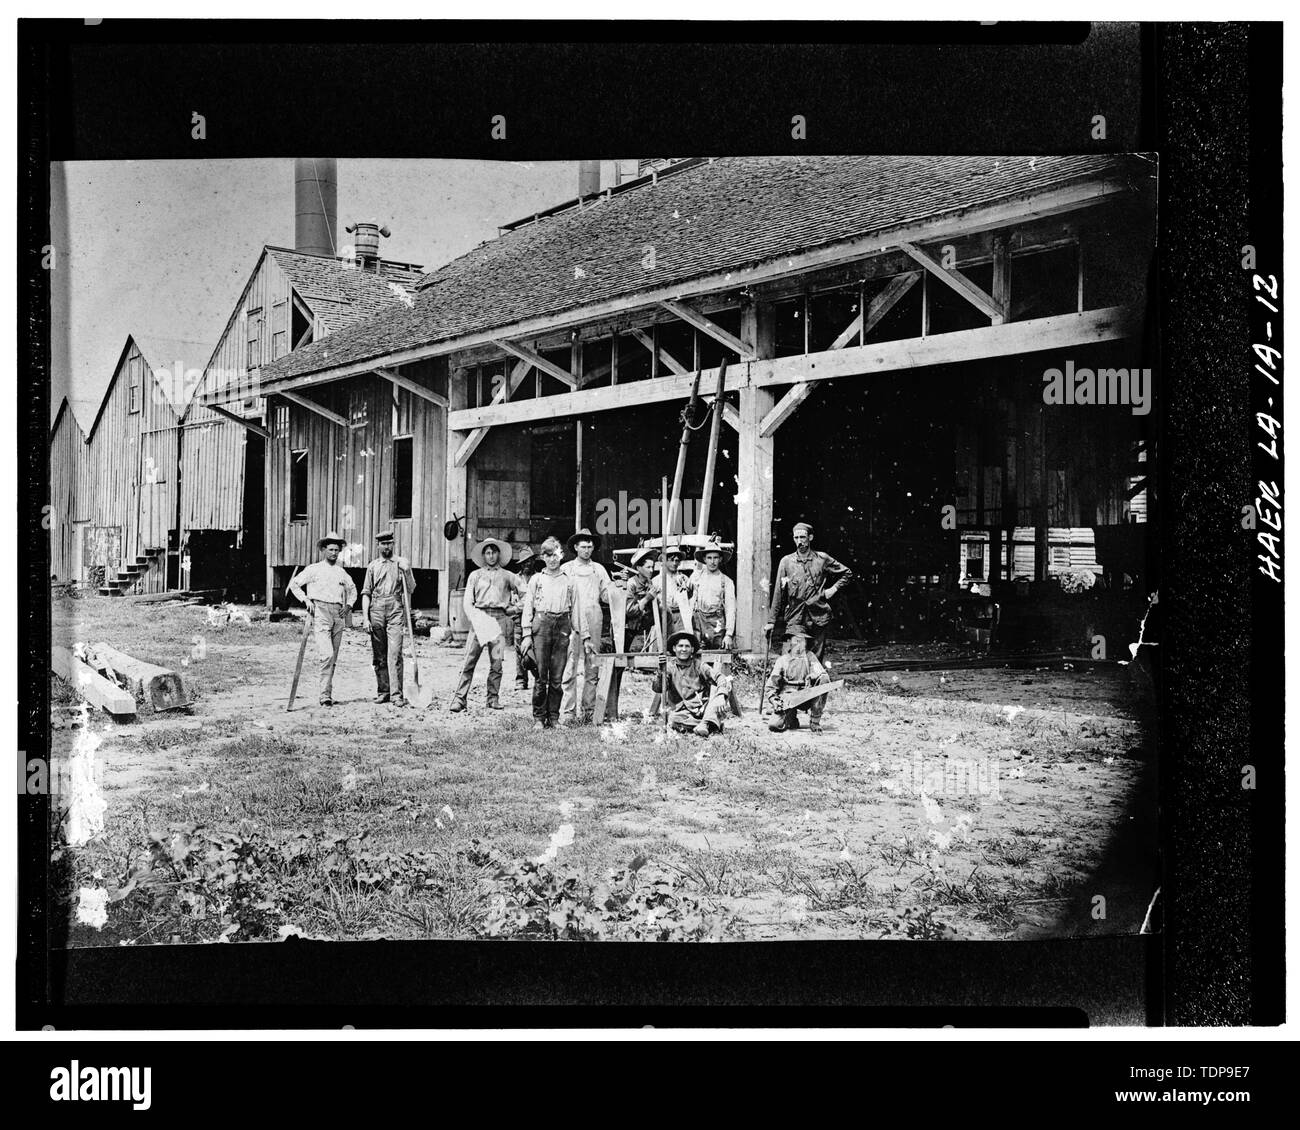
[361,530,415,706]
[764,521,854,661]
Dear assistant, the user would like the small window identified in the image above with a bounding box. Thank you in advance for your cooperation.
[128,380,141,414]
[290,449,308,521]
[272,300,289,359]
[247,308,263,369]
[392,436,413,520]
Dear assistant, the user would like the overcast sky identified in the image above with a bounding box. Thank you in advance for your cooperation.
[50,158,587,428]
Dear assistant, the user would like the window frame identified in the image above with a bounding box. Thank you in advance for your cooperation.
[391,434,414,521]
[289,448,309,522]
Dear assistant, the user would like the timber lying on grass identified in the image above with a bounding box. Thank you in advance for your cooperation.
[128,589,225,605]
[86,642,191,712]
[50,646,136,717]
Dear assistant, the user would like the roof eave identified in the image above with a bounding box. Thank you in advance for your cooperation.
[219,169,1140,403]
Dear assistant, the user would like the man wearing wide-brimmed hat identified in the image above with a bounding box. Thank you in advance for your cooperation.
[449,536,526,712]
[361,530,415,706]
[650,543,692,645]
[507,545,543,691]
[288,530,358,707]
[765,520,854,661]
[650,630,737,738]
[689,542,736,649]
[622,545,659,651]
[559,528,611,724]
[764,623,831,734]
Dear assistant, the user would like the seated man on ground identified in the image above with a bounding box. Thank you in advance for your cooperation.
[764,624,831,734]
[651,631,737,738]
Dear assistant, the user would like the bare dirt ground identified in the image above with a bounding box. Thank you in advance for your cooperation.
[49,594,1158,944]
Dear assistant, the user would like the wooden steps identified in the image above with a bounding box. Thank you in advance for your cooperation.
[98,547,165,596]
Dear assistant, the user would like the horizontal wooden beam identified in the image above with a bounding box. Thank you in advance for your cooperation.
[448,305,1135,430]
[898,242,1004,321]
[495,339,577,388]
[762,273,923,437]
[453,359,532,467]
[206,402,270,438]
[374,366,449,408]
[756,304,1134,388]
[280,389,347,428]
[659,299,756,361]
[245,175,1135,397]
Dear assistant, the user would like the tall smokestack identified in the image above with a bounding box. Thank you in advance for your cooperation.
[294,158,338,256]
[577,159,600,199]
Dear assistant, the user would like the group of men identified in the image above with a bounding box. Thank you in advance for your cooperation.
[287,519,853,737]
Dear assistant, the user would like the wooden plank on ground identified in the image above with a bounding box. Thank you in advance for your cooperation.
[88,642,190,711]
[51,646,136,716]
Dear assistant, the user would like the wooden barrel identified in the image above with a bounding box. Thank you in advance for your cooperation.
[449,588,470,645]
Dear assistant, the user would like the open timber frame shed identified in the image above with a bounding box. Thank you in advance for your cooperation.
[216,155,1157,647]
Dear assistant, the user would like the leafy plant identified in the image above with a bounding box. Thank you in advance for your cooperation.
[465,843,727,942]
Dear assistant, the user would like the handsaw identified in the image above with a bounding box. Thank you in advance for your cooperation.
[776,680,844,711]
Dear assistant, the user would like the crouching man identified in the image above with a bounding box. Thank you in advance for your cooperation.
[765,624,830,733]
[651,631,738,738]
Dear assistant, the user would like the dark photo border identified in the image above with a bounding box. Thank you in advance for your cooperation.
[17,19,1283,1029]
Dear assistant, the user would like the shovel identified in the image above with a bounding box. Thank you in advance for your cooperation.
[400,571,433,710]
[286,605,313,712]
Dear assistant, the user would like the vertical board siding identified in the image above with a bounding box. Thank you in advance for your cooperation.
[265,373,446,571]
[84,341,182,591]
[182,252,289,532]
[48,408,90,580]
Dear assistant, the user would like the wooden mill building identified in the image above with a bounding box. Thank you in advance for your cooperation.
[212,155,1156,649]
[70,334,210,594]
[48,397,92,584]
[185,241,424,597]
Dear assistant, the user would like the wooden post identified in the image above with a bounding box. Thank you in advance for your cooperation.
[991,236,1010,325]
[440,366,471,626]
[737,386,776,652]
[1035,402,1050,581]
[737,301,776,653]
[575,420,583,531]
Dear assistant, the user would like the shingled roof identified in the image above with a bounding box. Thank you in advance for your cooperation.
[256,154,1140,386]
[265,247,424,334]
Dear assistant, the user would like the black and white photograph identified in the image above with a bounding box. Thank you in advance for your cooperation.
[17,19,1287,1055]
[46,151,1160,946]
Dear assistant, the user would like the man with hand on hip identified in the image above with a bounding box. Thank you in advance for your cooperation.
[288,531,358,707]
[361,530,415,706]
